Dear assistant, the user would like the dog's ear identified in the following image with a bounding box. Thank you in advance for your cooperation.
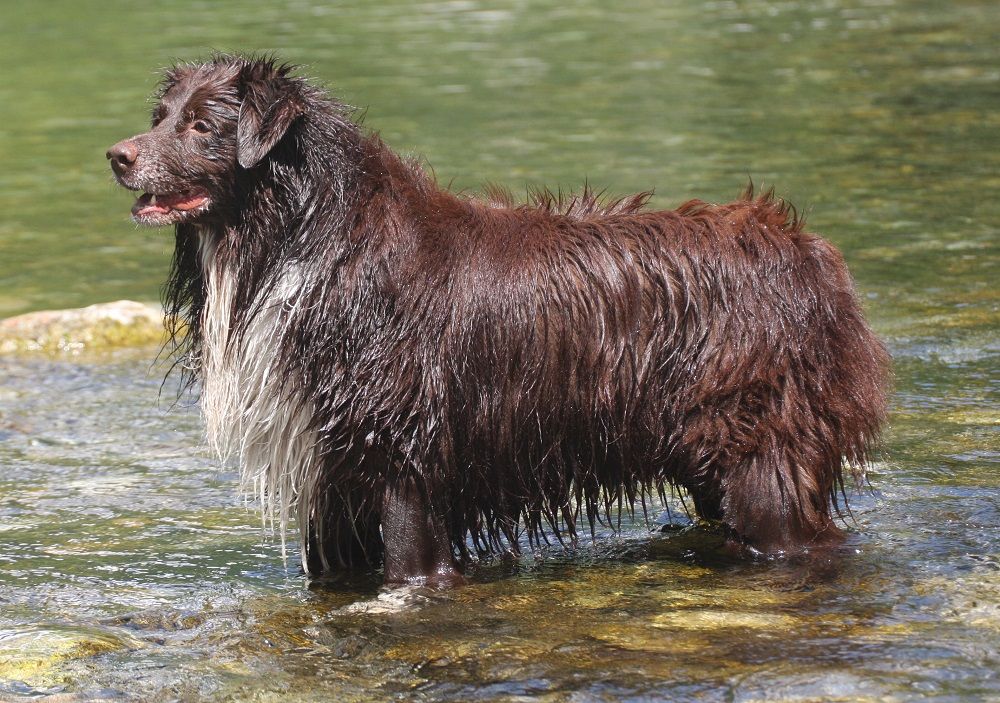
[237,71,305,169]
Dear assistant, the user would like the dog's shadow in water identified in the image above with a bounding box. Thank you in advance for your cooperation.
[302,487,863,605]
[306,520,853,610]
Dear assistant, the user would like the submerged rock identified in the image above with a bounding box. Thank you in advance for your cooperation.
[0,301,166,354]
[0,626,134,688]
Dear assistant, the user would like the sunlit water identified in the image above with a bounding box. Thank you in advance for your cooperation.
[0,0,997,701]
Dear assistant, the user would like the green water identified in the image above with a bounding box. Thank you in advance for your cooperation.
[0,0,997,701]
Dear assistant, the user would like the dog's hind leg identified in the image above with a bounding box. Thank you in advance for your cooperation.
[381,475,465,587]
[676,386,850,556]
[716,437,844,557]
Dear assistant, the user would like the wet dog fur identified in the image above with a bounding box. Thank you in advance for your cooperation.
[108,55,890,585]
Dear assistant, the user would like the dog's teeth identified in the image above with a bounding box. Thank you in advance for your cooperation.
[149,194,158,206]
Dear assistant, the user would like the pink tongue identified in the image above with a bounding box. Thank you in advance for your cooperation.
[162,192,208,210]
[133,192,207,215]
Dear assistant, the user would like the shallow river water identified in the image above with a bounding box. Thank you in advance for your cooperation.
[0,1,997,701]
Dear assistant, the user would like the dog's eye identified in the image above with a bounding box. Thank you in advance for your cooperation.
[191,120,213,135]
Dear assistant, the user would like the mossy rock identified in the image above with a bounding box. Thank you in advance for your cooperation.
[0,300,166,355]
[0,627,131,687]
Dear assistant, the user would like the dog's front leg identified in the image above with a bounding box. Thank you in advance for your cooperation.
[381,475,464,587]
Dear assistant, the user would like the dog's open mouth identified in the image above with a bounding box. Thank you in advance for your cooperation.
[131,189,211,224]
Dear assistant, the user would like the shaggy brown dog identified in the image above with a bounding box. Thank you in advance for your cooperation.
[108,55,889,586]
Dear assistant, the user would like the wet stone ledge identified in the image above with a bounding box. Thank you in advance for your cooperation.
[0,301,167,355]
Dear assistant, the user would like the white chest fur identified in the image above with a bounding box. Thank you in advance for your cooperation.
[197,230,320,563]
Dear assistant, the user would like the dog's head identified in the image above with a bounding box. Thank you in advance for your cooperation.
[107,56,305,226]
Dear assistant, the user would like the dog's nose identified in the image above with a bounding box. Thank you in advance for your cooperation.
[107,140,138,175]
